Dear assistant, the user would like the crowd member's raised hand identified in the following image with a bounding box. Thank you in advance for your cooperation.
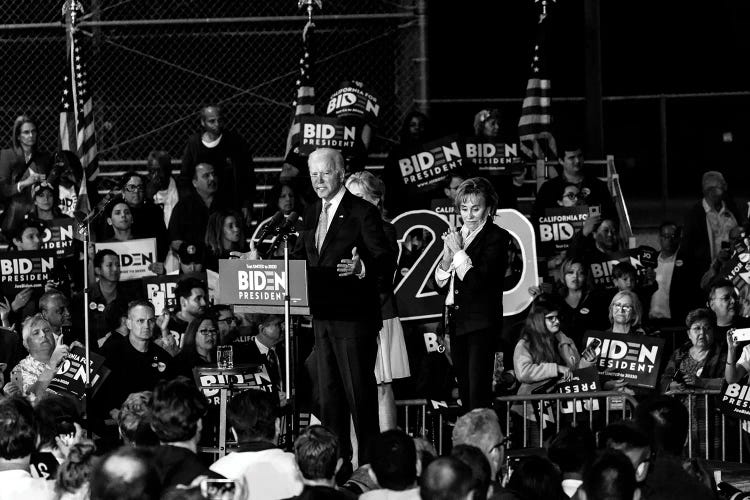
[10,287,33,312]
[154,312,179,356]
[0,296,11,327]
[582,213,602,236]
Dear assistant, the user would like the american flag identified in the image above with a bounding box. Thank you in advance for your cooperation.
[284,23,316,161]
[518,2,557,161]
[59,1,98,190]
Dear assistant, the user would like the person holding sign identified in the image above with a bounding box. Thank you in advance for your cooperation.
[292,147,395,466]
[8,313,70,403]
[434,177,508,410]
[600,290,646,394]
[512,295,596,434]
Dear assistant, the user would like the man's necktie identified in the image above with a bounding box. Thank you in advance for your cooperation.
[267,348,281,387]
[315,201,331,251]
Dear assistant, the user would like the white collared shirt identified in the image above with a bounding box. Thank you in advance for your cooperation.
[253,336,270,356]
[321,186,346,231]
[434,219,487,305]
[702,198,738,261]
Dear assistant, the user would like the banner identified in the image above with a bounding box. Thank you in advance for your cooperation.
[430,198,462,228]
[218,260,309,314]
[719,381,750,421]
[720,251,750,298]
[397,135,465,194]
[325,80,380,126]
[47,346,108,400]
[298,116,361,156]
[95,238,157,281]
[40,217,76,258]
[556,366,601,414]
[143,272,207,315]
[193,366,274,405]
[536,206,589,258]
[464,138,524,176]
[582,331,665,389]
[0,249,58,296]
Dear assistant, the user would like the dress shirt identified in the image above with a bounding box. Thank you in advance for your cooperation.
[434,219,488,305]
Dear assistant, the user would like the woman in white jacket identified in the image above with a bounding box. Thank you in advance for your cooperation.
[512,294,596,444]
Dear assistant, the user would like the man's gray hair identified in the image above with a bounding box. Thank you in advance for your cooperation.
[451,408,502,453]
[308,148,345,174]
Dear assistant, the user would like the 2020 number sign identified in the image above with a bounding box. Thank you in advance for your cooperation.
[392,209,538,322]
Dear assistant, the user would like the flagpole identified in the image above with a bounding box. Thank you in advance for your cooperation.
[64,0,94,436]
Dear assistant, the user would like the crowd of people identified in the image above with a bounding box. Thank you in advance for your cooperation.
[1,105,750,499]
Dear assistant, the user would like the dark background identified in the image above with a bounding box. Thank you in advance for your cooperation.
[427,0,750,212]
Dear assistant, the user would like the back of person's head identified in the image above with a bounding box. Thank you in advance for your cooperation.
[0,396,36,460]
[117,391,158,446]
[506,455,565,500]
[451,408,504,476]
[294,425,340,481]
[414,437,437,477]
[612,262,637,281]
[89,446,160,500]
[104,297,130,332]
[420,456,475,500]
[634,395,688,457]
[56,439,97,497]
[369,429,417,491]
[227,389,279,442]
[149,377,207,443]
[34,394,81,450]
[599,421,650,451]
[450,444,491,500]
[548,425,596,475]
[582,450,638,500]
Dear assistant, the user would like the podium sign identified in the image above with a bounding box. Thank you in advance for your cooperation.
[218,259,310,314]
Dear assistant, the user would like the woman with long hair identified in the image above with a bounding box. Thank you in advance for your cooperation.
[0,116,54,234]
[174,316,218,379]
[513,294,595,439]
[204,209,248,271]
[345,170,410,430]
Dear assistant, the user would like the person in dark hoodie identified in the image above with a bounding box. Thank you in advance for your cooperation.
[148,376,224,490]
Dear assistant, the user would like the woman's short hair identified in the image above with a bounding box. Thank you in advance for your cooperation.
[454,177,499,215]
[608,290,642,328]
[346,170,386,206]
[473,109,500,136]
[105,196,129,220]
[685,308,714,329]
[21,313,51,350]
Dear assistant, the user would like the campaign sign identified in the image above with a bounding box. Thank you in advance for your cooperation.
[47,346,107,400]
[194,366,274,406]
[719,381,750,421]
[556,366,601,414]
[398,135,465,194]
[430,198,462,228]
[57,185,78,218]
[720,251,750,298]
[40,217,76,258]
[298,116,360,156]
[536,206,589,258]
[218,259,309,314]
[143,272,206,315]
[326,80,380,126]
[95,238,157,281]
[464,138,524,175]
[582,331,665,389]
[0,249,58,296]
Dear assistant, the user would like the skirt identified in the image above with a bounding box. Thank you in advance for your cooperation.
[374,317,411,384]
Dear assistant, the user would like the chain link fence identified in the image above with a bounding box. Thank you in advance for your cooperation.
[0,0,422,167]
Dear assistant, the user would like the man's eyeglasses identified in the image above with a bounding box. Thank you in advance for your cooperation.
[124,184,145,193]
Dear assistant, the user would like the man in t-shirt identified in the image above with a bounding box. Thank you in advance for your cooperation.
[99,300,175,420]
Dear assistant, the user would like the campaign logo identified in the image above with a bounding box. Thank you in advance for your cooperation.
[236,267,287,301]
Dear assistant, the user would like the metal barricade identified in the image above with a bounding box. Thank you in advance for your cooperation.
[666,388,746,462]
[496,391,639,449]
[395,399,449,454]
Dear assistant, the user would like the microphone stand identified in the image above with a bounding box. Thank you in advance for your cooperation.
[281,229,297,440]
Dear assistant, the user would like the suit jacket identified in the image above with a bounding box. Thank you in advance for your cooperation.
[435,221,508,336]
[234,337,284,389]
[292,190,395,328]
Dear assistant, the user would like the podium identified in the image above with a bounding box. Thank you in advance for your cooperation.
[193,363,270,457]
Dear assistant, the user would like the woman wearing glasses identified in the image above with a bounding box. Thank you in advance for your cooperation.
[174,316,218,380]
[602,290,646,393]
[513,294,596,442]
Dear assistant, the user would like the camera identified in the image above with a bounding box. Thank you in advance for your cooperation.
[731,328,750,343]
[200,478,237,500]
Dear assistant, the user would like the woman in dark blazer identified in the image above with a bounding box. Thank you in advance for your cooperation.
[433,176,508,409]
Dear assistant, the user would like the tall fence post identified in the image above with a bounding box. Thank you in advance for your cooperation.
[415,0,429,116]
[659,95,669,215]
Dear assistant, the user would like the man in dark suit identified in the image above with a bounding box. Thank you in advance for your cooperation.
[292,148,395,466]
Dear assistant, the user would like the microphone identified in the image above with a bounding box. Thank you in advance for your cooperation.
[255,211,285,243]
[277,212,299,234]
[74,186,118,232]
